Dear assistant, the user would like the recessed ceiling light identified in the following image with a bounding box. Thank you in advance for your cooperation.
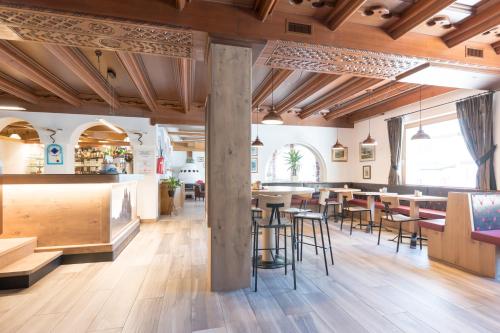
[0,106,26,111]
[9,133,22,140]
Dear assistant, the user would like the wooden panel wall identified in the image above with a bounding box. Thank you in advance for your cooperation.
[207,43,252,291]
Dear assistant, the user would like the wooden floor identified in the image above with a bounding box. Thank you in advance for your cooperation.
[1,201,500,333]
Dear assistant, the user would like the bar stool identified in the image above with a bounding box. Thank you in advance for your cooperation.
[253,202,296,292]
[294,202,334,275]
[377,202,422,252]
[341,195,373,235]
[320,189,342,222]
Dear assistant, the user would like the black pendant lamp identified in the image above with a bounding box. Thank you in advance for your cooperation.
[411,86,431,140]
[252,108,264,146]
[262,68,284,125]
[362,90,377,146]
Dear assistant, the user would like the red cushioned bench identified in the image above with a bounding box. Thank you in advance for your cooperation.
[419,219,446,232]
[394,205,446,219]
[471,230,500,246]
[348,198,367,207]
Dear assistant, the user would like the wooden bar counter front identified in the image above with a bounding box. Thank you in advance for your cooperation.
[0,174,142,262]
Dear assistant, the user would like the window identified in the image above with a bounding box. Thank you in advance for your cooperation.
[265,144,321,182]
[404,116,476,187]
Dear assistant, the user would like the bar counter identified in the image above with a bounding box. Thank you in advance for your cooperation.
[0,174,143,262]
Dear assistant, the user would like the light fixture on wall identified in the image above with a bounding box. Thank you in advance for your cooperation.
[99,118,123,134]
[411,86,431,140]
[252,107,264,146]
[362,90,377,146]
[332,129,345,150]
[262,68,284,125]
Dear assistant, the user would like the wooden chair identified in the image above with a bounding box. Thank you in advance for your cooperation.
[377,202,422,252]
[194,184,205,201]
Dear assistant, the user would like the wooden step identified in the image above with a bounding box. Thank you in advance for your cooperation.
[0,237,37,268]
[0,251,62,289]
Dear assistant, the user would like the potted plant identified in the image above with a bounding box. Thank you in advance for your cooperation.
[285,148,303,182]
[163,177,181,197]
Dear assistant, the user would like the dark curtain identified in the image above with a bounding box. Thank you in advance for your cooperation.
[387,117,403,185]
[457,92,496,190]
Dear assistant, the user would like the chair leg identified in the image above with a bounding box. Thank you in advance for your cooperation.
[377,217,383,245]
[291,225,296,290]
[252,220,257,277]
[369,211,373,234]
[324,218,334,265]
[284,227,288,275]
[350,212,354,236]
[318,219,329,276]
[254,225,259,292]
[276,226,280,257]
[311,220,318,255]
[300,218,304,262]
[396,222,402,253]
[419,225,423,250]
[341,209,344,230]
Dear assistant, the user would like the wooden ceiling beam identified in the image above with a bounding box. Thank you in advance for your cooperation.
[117,51,159,113]
[442,2,500,48]
[347,86,457,122]
[0,72,38,104]
[493,40,500,55]
[252,68,293,109]
[173,58,192,113]
[0,40,81,107]
[299,77,381,119]
[275,73,341,114]
[325,81,417,120]
[255,0,278,22]
[45,45,120,108]
[386,0,455,40]
[325,0,367,31]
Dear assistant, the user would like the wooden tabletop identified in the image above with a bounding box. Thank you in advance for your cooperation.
[251,186,315,195]
[356,192,398,196]
[396,194,448,202]
[323,188,361,192]
[0,174,143,185]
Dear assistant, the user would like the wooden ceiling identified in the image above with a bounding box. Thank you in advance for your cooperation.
[0,0,496,128]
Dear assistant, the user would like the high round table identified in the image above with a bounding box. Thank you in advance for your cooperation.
[252,186,315,268]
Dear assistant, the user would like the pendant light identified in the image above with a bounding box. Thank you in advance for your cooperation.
[262,68,284,125]
[332,129,344,150]
[252,108,264,146]
[411,86,431,140]
[362,90,377,146]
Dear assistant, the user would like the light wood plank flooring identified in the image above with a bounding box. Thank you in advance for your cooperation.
[1,201,500,333]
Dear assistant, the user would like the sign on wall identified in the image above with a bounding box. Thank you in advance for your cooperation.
[134,146,156,174]
[46,144,63,165]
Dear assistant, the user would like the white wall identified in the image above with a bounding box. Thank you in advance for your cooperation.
[0,110,162,220]
[251,124,354,183]
[349,89,497,185]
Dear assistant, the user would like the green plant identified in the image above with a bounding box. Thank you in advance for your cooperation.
[163,177,181,189]
[285,148,303,177]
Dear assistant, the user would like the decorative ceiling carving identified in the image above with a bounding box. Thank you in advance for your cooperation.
[0,5,197,58]
[259,40,426,79]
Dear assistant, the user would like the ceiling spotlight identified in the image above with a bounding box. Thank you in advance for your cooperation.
[289,0,303,5]
[0,105,26,111]
[9,133,21,140]
[363,5,392,19]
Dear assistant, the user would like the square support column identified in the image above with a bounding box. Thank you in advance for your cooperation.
[207,43,252,291]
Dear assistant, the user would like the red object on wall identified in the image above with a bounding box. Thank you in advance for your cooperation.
[156,156,165,174]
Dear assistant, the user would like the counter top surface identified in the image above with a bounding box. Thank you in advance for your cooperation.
[0,174,144,185]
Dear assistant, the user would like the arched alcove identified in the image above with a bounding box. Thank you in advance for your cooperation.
[264,143,326,182]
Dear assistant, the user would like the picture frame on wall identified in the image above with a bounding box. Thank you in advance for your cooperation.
[363,165,371,179]
[251,157,258,173]
[331,147,348,162]
[251,146,258,157]
[359,143,376,162]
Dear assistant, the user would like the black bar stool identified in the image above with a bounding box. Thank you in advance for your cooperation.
[377,202,422,252]
[294,202,334,275]
[253,202,296,292]
[341,195,373,235]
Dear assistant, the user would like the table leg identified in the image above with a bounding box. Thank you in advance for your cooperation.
[366,196,375,233]
[409,202,420,249]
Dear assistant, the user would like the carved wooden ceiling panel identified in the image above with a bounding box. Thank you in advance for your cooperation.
[258,40,426,79]
[0,5,198,58]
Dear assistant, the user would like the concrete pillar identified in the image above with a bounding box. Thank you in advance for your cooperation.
[207,43,252,291]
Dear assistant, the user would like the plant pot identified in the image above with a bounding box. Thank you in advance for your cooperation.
[168,188,176,198]
[291,175,299,182]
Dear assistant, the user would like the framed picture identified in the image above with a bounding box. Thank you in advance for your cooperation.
[331,147,348,162]
[251,146,258,157]
[46,144,63,165]
[359,144,376,162]
[363,165,371,179]
[251,157,258,173]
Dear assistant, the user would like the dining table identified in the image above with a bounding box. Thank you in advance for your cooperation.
[251,186,315,268]
[354,191,398,231]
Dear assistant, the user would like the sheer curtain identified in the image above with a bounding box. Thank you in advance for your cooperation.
[456,92,496,190]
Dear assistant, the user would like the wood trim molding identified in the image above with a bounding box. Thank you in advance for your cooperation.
[385,0,455,40]
[325,81,417,120]
[117,51,159,113]
[347,86,457,122]
[175,0,187,11]
[172,58,192,113]
[299,77,381,119]
[254,0,278,22]
[275,73,340,114]
[0,72,38,104]
[0,40,81,106]
[491,40,500,55]
[442,2,500,48]
[252,68,293,108]
[45,45,120,108]
[325,0,367,32]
